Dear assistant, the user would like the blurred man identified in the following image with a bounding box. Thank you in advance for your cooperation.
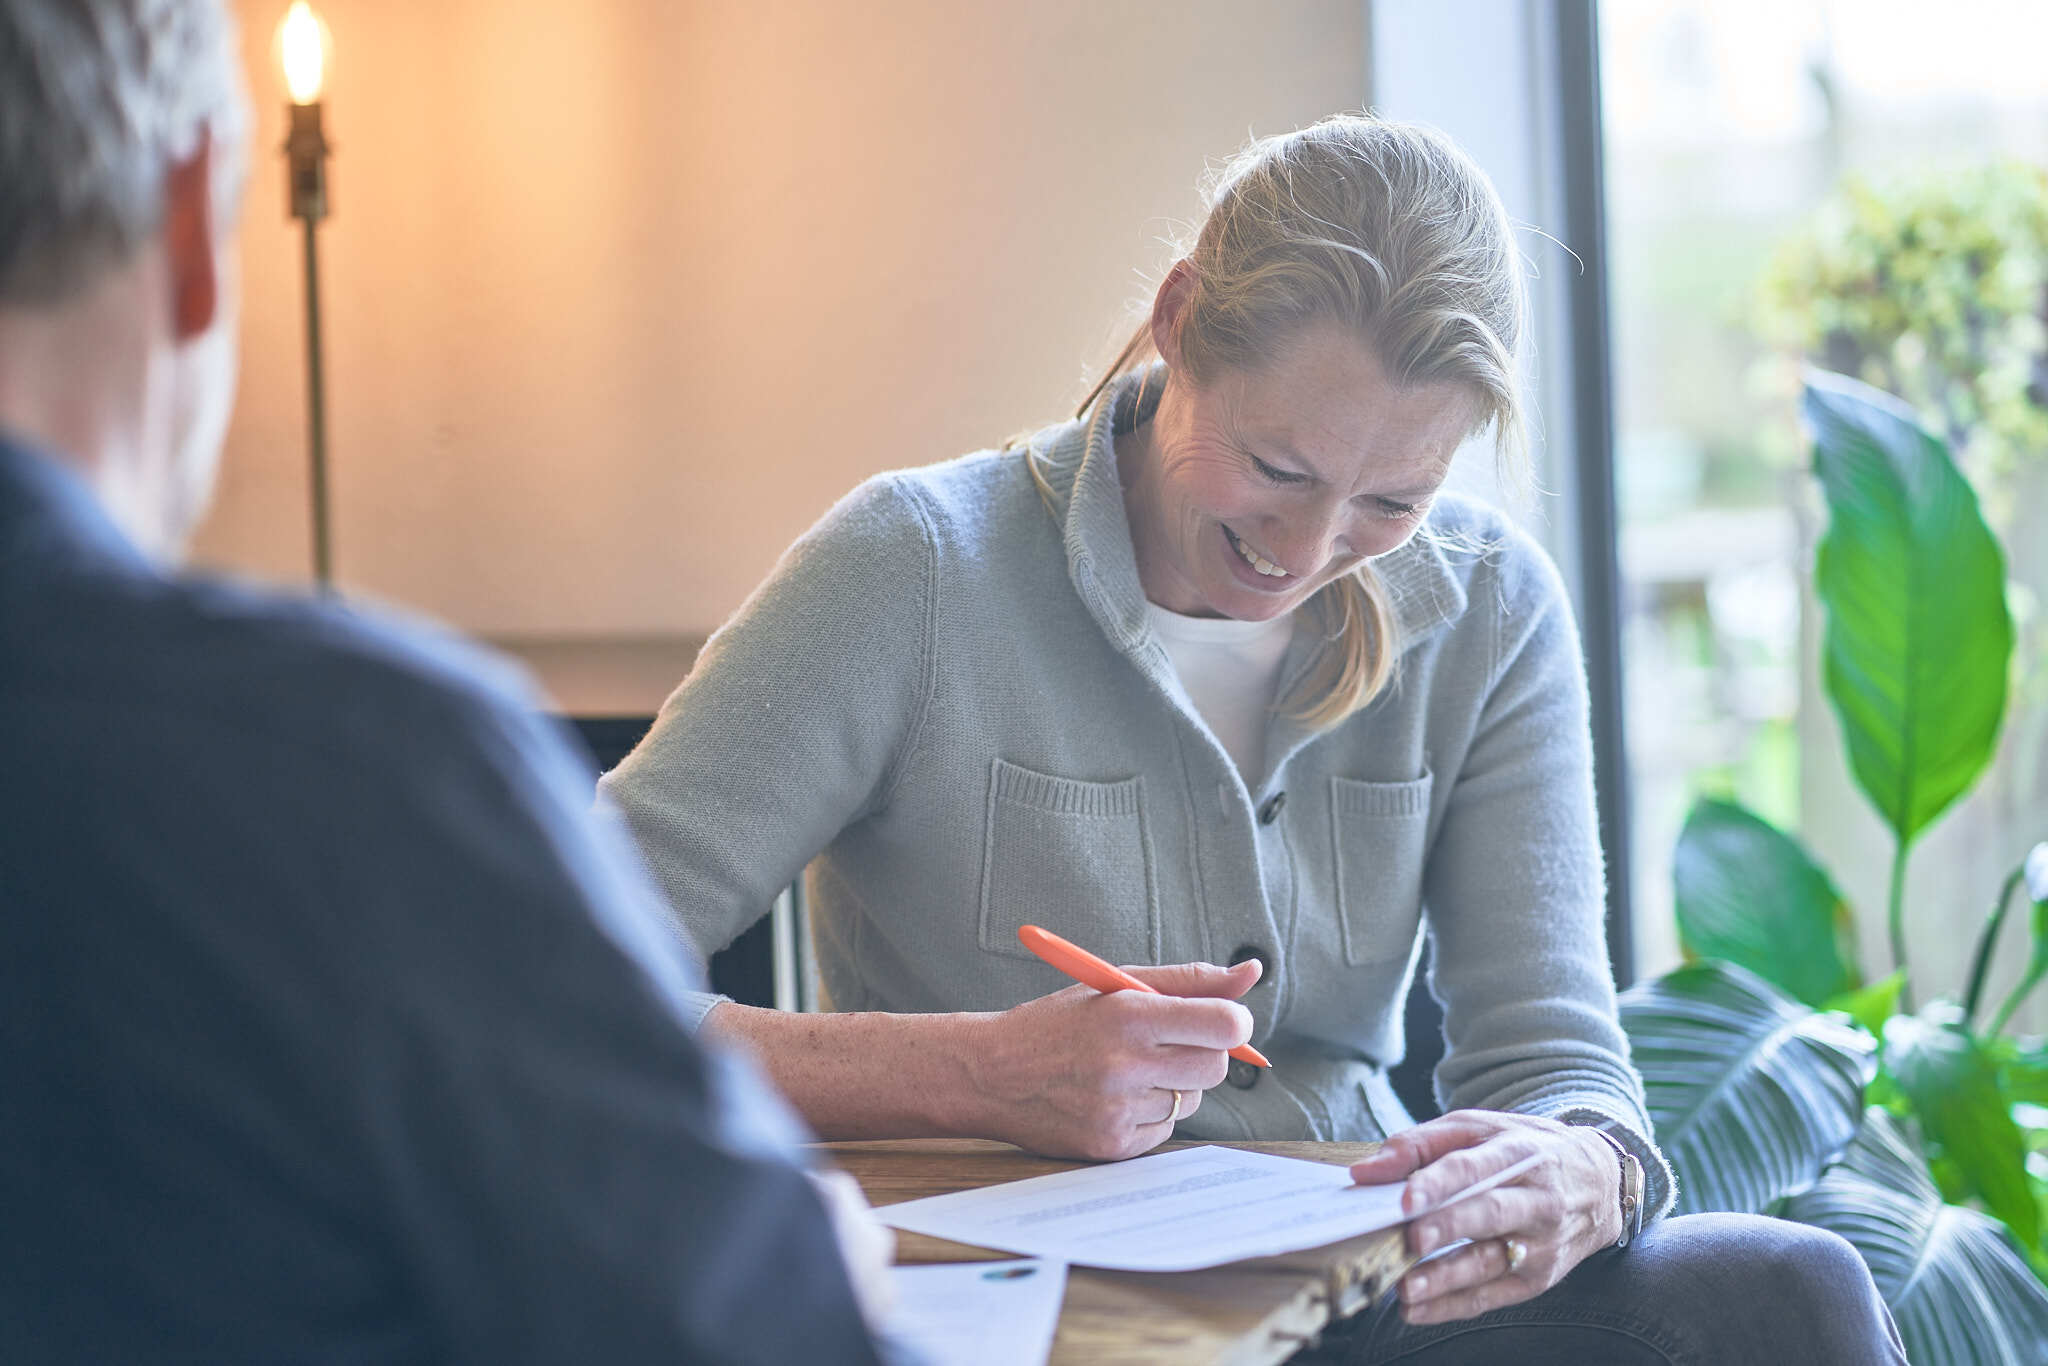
[0,3,903,1361]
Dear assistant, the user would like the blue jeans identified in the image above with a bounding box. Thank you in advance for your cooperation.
[1292,1213,1907,1365]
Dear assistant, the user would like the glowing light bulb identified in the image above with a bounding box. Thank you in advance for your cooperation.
[279,2,330,105]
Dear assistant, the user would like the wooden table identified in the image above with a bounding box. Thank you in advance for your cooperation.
[822,1139,1414,1366]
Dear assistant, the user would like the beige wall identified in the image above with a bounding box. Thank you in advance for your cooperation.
[200,1,1367,639]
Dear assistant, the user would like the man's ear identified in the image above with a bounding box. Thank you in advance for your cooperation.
[162,133,219,341]
[1148,259,1197,371]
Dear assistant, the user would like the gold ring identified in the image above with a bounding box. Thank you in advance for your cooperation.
[1503,1237,1528,1273]
[1166,1089,1186,1124]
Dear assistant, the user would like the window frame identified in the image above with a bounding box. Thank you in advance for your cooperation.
[1366,0,1633,983]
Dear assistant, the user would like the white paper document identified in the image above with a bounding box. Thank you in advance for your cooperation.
[888,1258,1066,1366]
[878,1145,1541,1273]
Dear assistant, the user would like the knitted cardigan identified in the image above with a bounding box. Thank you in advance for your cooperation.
[602,372,1675,1221]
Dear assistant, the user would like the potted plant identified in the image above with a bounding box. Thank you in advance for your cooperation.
[1618,369,2048,1365]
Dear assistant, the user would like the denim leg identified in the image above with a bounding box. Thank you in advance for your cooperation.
[1289,1213,1907,1366]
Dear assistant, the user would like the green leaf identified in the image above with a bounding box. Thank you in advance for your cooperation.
[1675,799,1860,1007]
[1991,845,2048,1035]
[1994,1038,2048,1107]
[1867,1064,1912,1119]
[1828,971,1908,1037]
[1620,961,1874,1215]
[2037,892,2048,967]
[1803,371,2013,848]
[1964,866,2032,1029]
[1884,1005,2040,1248]
[1784,1108,2048,1366]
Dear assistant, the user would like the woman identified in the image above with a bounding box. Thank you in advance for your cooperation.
[603,115,1902,1362]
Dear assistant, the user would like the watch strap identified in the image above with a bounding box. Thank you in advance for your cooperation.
[1584,1126,1645,1249]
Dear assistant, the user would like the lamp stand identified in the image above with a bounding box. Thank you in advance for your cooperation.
[285,101,333,588]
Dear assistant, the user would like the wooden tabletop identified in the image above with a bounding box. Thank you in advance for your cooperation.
[820,1138,1415,1366]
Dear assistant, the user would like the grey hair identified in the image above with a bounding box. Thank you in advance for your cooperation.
[0,0,249,305]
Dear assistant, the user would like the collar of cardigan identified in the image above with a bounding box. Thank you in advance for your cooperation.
[1028,365,1470,661]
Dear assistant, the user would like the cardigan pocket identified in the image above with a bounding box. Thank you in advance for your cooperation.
[1330,771,1433,967]
[978,758,1160,968]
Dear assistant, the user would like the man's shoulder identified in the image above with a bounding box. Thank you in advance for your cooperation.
[6,561,548,777]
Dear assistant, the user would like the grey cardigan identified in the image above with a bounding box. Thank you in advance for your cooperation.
[603,373,1674,1221]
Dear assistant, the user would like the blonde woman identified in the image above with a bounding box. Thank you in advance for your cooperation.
[604,116,1901,1362]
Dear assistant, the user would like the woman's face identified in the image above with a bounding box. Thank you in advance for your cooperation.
[1121,318,1477,622]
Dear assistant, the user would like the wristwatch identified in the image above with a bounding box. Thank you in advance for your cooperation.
[1585,1126,1645,1249]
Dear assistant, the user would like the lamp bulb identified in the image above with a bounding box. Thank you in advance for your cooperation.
[279,1,329,105]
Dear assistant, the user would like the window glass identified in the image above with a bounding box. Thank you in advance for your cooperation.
[1601,0,2048,979]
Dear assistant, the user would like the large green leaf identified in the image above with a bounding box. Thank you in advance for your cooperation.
[1674,798,1859,1006]
[1804,371,2013,847]
[1884,1005,2040,1248]
[1992,1036,2048,1106]
[1619,961,1874,1215]
[1784,1109,2048,1366]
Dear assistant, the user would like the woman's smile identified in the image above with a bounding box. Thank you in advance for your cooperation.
[1221,523,1295,585]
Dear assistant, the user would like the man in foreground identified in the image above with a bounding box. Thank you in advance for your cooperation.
[0,2,902,1360]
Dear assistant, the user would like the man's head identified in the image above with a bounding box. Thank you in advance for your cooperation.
[0,0,249,559]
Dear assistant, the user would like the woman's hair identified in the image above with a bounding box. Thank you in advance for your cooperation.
[1040,113,1529,729]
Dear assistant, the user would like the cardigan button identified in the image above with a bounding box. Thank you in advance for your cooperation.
[1258,791,1287,825]
[1226,1057,1261,1090]
[1228,944,1268,980]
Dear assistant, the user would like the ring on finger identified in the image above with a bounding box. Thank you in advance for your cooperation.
[1163,1089,1186,1125]
[1502,1237,1528,1274]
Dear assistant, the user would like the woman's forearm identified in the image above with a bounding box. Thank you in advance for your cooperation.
[706,964,1256,1156]
[702,1001,997,1140]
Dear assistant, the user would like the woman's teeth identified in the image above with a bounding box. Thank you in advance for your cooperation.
[1230,529,1289,578]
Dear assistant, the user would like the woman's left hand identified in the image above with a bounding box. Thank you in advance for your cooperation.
[1348,1110,1622,1325]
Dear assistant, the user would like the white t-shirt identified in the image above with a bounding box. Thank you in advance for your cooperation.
[1143,603,1296,787]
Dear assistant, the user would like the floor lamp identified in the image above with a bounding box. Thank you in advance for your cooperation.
[278,1,334,588]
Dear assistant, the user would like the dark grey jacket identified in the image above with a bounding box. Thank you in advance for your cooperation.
[0,435,895,1365]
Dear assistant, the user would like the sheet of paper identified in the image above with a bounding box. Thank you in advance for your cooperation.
[887,1258,1066,1366]
[878,1145,1541,1273]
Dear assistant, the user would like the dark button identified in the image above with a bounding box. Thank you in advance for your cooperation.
[1226,1057,1261,1090]
[1257,791,1287,825]
[1228,944,1268,978]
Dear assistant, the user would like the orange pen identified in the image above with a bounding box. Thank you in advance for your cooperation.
[1017,923,1272,1068]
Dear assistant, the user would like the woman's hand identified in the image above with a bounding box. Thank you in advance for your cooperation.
[961,959,1262,1161]
[1348,1110,1622,1325]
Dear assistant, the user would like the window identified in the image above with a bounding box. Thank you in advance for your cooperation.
[1601,0,2048,983]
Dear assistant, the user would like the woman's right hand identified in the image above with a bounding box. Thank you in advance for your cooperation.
[959,959,1263,1160]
